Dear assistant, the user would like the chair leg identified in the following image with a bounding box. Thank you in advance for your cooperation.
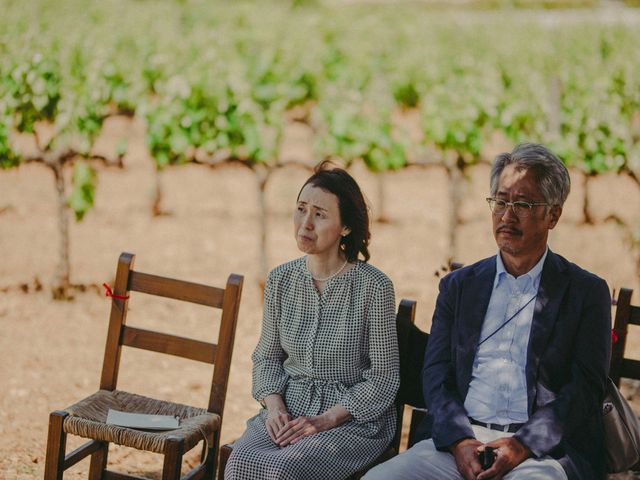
[162,437,184,480]
[88,441,109,480]
[203,430,221,480]
[44,411,68,480]
[202,436,217,480]
[217,443,233,480]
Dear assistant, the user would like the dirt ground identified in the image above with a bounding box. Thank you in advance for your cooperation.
[1,116,640,478]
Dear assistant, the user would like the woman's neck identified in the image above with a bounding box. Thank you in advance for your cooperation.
[306,252,348,280]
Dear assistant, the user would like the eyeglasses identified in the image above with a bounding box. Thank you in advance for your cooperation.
[486,197,550,218]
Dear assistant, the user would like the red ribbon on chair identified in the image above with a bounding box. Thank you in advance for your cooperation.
[102,283,129,300]
[612,329,619,345]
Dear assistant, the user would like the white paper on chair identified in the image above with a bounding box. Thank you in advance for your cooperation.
[106,409,180,430]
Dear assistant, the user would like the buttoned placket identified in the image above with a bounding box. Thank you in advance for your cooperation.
[307,274,338,372]
[305,274,321,372]
[495,273,532,422]
[466,251,547,425]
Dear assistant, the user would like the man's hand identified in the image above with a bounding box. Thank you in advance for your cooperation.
[450,438,484,480]
[476,436,532,480]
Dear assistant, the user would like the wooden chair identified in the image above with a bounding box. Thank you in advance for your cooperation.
[44,252,244,480]
[217,298,426,479]
[610,288,640,387]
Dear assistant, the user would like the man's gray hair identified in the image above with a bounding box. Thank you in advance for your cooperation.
[490,143,571,207]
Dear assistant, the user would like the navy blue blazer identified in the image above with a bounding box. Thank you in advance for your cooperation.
[419,251,611,480]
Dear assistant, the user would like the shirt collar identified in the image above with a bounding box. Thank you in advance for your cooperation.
[494,246,548,288]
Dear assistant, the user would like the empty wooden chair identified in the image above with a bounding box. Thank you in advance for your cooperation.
[44,252,244,480]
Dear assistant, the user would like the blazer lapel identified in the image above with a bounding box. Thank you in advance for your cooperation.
[458,258,496,392]
[526,250,569,413]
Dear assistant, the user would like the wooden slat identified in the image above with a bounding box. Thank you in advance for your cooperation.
[209,274,244,414]
[63,440,103,470]
[100,252,135,390]
[621,359,640,381]
[128,271,224,308]
[630,306,640,326]
[122,326,217,364]
[397,299,417,323]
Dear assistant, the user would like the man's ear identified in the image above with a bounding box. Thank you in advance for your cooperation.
[548,206,562,229]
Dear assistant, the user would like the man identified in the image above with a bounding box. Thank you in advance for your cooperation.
[364,143,611,480]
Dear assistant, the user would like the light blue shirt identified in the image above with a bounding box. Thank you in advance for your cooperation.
[464,248,548,425]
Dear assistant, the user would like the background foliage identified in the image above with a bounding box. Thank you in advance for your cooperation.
[1,0,640,292]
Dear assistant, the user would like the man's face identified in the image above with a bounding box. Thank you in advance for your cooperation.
[492,164,561,263]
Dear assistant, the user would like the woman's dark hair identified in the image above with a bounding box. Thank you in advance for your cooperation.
[297,161,371,262]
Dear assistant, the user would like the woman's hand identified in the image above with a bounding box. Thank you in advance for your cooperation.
[265,409,292,443]
[274,405,351,447]
[261,394,291,443]
[274,415,331,446]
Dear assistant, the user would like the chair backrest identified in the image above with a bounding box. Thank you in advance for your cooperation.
[610,288,640,387]
[382,299,421,454]
[397,300,428,409]
[395,261,464,410]
[99,252,244,417]
[396,261,463,450]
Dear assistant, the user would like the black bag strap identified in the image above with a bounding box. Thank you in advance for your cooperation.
[478,294,537,348]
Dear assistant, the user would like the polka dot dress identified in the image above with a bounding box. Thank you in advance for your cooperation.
[225,257,400,480]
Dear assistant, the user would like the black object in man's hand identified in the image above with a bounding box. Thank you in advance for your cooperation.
[479,446,495,470]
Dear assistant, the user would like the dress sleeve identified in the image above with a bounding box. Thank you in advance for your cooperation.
[251,270,289,402]
[339,277,400,422]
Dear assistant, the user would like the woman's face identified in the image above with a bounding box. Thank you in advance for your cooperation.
[294,184,350,257]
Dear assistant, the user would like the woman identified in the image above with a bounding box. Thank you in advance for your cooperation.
[225,163,400,480]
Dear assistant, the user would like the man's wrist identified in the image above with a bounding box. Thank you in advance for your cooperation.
[448,437,475,453]
[511,435,534,459]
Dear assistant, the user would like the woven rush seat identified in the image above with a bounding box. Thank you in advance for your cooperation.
[63,390,220,454]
